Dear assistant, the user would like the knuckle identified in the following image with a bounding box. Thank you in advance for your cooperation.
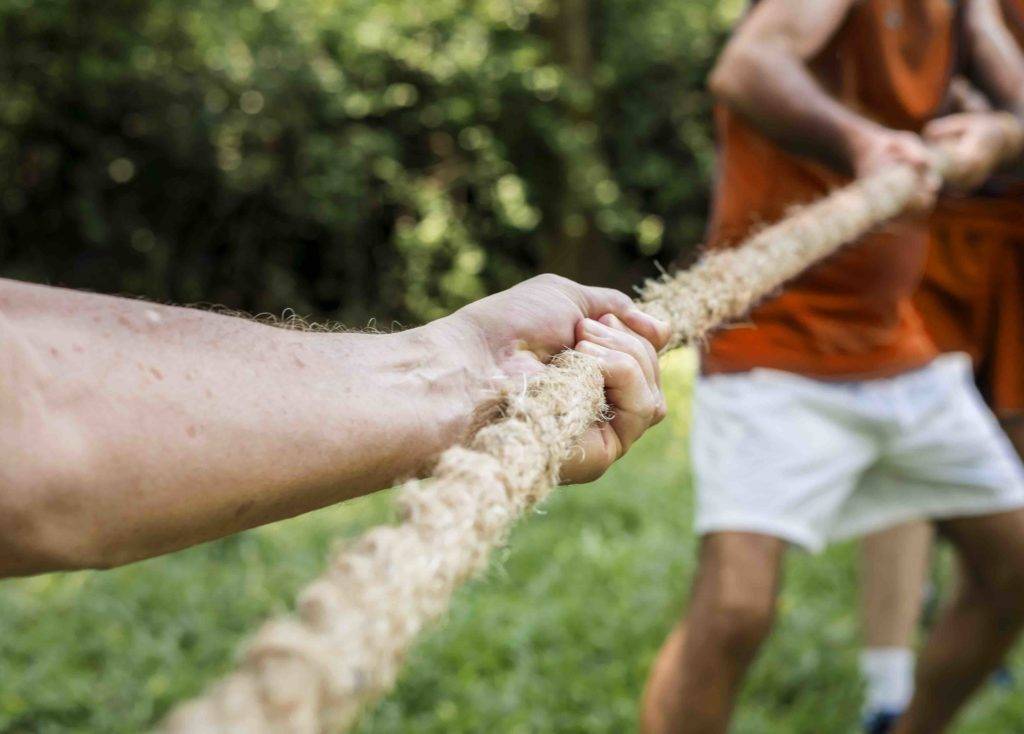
[611,350,643,378]
[653,395,668,424]
[617,328,646,356]
[598,287,632,313]
[643,340,660,366]
[612,290,633,310]
[535,273,567,288]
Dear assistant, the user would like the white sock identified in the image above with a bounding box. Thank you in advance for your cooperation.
[860,647,915,715]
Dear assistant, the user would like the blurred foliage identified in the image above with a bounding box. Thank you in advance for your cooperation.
[0,0,738,324]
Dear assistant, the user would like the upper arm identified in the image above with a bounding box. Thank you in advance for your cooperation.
[966,0,1006,36]
[721,0,858,63]
[965,0,1024,111]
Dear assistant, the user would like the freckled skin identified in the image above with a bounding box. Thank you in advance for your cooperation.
[0,275,668,577]
[233,499,255,520]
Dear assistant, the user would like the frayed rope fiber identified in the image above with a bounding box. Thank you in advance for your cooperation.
[160,156,954,733]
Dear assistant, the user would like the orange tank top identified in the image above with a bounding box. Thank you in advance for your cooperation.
[703,0,959,379]
[1003,0,1024,46]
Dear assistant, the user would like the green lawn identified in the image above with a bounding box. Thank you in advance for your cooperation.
[2,352,1022,733]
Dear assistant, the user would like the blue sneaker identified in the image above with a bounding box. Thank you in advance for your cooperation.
[863,710,901,734]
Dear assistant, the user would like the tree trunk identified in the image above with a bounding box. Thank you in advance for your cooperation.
[541,0,611,284]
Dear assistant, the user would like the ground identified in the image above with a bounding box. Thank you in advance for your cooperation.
[1,352,1022,733]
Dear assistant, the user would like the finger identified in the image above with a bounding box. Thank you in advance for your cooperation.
[957,158,986,189]
[600,313,663,387]
[578,316,658,388]
[923,167,942,198]
[559,423,621,485]
[903,144,942,210]
[924,127,961,144]
[618,307,672,353]
[909,145,940,177]
[911,178,939,211]
[893,132,933,170]
[923,116,965,141]
[946,141,989,190]
[572,281,636,319]
[576,339,660,452]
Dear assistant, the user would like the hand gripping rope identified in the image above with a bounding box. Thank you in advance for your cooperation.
[160,148,979,733]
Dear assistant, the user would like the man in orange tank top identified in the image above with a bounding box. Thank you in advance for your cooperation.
[639,1,1024,733]
[858,1,1024,730]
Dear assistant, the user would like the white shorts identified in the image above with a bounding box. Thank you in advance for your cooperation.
[692,353,1024,552]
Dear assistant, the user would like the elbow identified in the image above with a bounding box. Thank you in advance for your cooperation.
[707,60,735,103]
[708,47,753,108]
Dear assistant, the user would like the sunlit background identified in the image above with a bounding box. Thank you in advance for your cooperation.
[4,1,1024,732]
[0,0,740,325]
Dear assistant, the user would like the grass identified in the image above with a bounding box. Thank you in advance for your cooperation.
[2,351,1023,733]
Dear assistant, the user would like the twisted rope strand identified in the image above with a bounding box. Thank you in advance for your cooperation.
[160,159,935,733]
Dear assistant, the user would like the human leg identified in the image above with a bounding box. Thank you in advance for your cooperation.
[894,509,1024,733]
[858,521,933,721]
[825,354,1024,732]
[647,369,877,732]
[640,532,787,734]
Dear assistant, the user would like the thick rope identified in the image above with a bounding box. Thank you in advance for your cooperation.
[160,155,954,733]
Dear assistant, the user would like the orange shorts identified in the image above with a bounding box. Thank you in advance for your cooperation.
[915,196,1024,418]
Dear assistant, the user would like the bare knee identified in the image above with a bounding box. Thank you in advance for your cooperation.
[945,512,1024,629]
[705,592,777,655]
[691,533,784,656]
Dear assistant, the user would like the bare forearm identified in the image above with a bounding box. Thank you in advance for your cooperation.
[0,279,482,576]
[968,0,1024,119]
[710,41,876,173]
[709,0,873,174]
[712,0,939,203]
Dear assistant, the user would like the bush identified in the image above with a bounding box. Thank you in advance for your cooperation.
[0,0,737,325]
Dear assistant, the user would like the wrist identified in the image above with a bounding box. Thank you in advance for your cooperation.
[397,315,497,445]
[312,323,492,482]
[994,111,1024,161]
[841,118,887,176]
